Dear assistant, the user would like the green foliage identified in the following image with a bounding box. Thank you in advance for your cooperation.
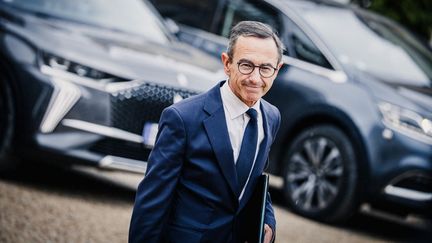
[367,0,432,41]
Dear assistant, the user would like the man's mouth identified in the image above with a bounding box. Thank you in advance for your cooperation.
[244,85,262,90]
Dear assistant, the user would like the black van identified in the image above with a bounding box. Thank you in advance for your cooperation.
[0,0,223,173]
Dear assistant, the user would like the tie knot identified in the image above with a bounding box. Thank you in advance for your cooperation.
[246,108,258,121]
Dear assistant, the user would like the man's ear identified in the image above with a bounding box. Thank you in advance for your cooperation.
[277,61,284,69]
[274,62,284,76]
[221,52,231,76]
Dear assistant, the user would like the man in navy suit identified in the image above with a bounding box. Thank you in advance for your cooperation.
[129,21,284,243]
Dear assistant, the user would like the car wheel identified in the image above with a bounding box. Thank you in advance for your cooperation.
[0,77,16,171]
[282,125,359,222]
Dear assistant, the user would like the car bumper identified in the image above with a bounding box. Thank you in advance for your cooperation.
[368,125,432,214]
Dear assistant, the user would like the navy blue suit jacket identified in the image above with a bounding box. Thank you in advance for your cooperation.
[129,81,280,243]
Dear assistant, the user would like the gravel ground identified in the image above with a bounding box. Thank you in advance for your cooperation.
[0,164,135,243]
[0,162,430,243]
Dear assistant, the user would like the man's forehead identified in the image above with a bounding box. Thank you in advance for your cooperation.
[233,36,279,63]
[236,35,274,44]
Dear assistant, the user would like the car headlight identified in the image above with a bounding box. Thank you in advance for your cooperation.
[378,102,432,144]
[40,52,120,81]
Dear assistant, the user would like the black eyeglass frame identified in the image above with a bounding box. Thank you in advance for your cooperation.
[236,61,278,78]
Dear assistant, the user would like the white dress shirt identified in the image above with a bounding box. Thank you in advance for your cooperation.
[220,81,264,200]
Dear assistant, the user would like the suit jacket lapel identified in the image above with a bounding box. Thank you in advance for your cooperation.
[203,82,240,198]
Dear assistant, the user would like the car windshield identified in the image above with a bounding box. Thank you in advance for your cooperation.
[2,0,171,44]
[303,6,432,87]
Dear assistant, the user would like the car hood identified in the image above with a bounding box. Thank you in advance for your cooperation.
[354,70,432,114]
[4,8,224,91]
[383,82,432,112]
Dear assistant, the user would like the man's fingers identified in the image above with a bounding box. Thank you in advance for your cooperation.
[264,224,273,243]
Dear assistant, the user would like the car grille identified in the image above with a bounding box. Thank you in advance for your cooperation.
[90,138,152,162]
[394,174,432,194]
[110,82,198,134]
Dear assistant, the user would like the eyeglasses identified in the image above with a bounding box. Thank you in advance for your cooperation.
[237,61,278,78]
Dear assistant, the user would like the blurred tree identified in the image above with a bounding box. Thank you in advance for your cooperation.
[354,0,432,43]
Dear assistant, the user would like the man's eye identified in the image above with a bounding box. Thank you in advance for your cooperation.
[260,66,272,73]
[240,63,253,69]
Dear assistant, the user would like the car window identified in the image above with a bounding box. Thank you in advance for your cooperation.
[150,0,221,32]
[217,0,282,38]
[4,0,171,44]
[283,16,333,69]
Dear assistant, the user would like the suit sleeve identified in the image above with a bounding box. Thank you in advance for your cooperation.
[129,106,186,243]
[264,107,281,240]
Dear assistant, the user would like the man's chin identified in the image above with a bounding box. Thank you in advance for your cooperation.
[243,97,261,106]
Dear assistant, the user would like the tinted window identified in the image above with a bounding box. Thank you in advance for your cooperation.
[283,16,333,69]
[216,0,282,38]
[150,0,220,32]
[4,0,171,44]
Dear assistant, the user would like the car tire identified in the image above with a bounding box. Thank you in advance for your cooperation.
[282,125,359,223]
[0,77,16,171]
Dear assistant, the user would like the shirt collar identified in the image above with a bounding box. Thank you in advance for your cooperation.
[221,80,261,120]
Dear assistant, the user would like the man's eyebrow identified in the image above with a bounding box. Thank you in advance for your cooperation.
[238,58,253,64]
[238,58,275,67]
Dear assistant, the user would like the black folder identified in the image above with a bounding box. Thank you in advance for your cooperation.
[238,174,269,243]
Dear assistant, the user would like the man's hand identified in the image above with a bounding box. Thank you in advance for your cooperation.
[264,224,273,243]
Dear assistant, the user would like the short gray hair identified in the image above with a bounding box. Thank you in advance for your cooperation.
[226,21,284,63]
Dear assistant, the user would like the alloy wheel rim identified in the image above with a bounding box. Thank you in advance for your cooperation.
[286,136,344,212]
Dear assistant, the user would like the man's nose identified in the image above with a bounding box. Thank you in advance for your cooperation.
[249,67,261,83]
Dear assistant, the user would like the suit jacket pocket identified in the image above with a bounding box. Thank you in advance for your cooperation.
[170,202,215,228]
